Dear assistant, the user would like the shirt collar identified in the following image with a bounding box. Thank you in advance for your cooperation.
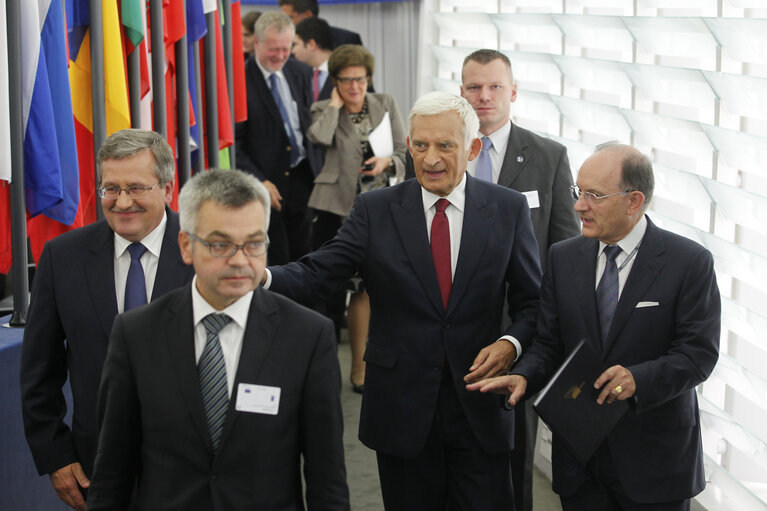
[191,275,253,330]
[599,215,647,257]
[318,60,328,73]
[114,210,168,259]
[256,58,285,85]
[479,119,511,158]
[421,172,467,214]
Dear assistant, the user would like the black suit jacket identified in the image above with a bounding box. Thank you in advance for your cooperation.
[236,57,322,186]
[270,175,542,457]
[87,286,349,511]
[20,209,193,476]
[514,217,720,503]
[330,25,362,48]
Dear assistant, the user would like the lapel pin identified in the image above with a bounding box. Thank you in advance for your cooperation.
[517,156,524,163]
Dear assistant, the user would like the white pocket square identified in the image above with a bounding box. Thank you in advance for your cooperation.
[636,301,659,308]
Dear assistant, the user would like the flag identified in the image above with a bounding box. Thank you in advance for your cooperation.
[231,1,247,123]
[0,2,11,182]
[187,0,207,167]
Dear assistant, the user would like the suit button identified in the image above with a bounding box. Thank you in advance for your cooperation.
[286,145,292,151]
[444,323,451,329]
[284,171,290,177]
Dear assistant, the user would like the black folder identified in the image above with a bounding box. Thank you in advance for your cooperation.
[532,340,628,465]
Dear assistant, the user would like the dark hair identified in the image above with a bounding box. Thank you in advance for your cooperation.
[277,0,318,16]
[328,44,374,81]
[295,17,333,51]
[241,11,261,35]
[462,49,513,80]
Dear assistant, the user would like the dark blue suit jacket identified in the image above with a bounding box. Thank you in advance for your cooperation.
[270,175,542,457]
[20,209,194,477]
[513,217,720,503]
[330,25,362,48]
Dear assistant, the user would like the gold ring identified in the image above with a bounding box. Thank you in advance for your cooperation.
[614,385,623,395]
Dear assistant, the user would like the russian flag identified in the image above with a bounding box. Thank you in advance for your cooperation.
[21,0,79,224]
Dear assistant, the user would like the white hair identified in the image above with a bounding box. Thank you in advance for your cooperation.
[408,91,479,149]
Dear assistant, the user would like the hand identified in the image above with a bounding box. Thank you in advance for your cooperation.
[463,340,516,384]
[360,156,391,177]
[262,180,283,212]
[466,374,528,407]
[50,462,89,511]
[594,365,636,405]
[329,87,344,108]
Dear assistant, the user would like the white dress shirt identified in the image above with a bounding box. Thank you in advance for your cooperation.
[256,59,307,165]
[114,212,167,313]
[316,60,329,92]
[595,215,647,297]
[191,276,254,397]
[466,120,512,184]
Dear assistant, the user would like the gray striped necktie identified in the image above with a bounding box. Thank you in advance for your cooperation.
[596,245,622,345]
[199,313,232,450]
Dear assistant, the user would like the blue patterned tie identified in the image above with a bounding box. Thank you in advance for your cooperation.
[596,245,622,344]
[475,136,493,182]
[199,313,232,450]
[124,243,147,311]
[268,73,300,167]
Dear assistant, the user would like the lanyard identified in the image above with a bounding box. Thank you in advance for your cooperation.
[614,243,640,274]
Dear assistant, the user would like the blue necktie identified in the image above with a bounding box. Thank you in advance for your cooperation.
[596,245,622,344]
[199,313,233,450]
[475,136,493,182]
[124,243,147,311]
[268,73,300,167]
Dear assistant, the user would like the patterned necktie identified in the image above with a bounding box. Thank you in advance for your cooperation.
[268,73,300,167]
[475,136,493,182]
[312,68,320,102]
[124,243,147,311]
[199,313,233,450]
[431,198,452,309]
[596,245,622,344]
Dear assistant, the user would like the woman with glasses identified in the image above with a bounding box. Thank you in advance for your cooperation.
[306,44,407,394]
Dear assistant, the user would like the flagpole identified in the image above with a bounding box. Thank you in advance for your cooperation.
[175,1,191,187]
[128,48,141,127]
[204,11,219,168]
[6,0,29,325]
[89,0,106,220]
[193,42,205,173]
[150,0,166,137]
[221,0,236,169]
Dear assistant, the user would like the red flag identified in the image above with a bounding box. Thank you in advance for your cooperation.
[231,2,247,122]
[0,185,11,274]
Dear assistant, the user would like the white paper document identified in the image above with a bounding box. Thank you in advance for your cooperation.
[368,112,393,157]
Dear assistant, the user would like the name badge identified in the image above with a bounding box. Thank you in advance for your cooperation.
[522,190,540,209]
[235,383,281,415]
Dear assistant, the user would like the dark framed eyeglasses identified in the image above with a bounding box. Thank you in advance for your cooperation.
[97,182,162,199]
[569,185,633,203]
[335,76,368,85]
[185,232,269,258]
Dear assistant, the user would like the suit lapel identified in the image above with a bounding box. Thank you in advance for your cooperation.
[164,286,213,452]
[217,288,279,449]
[448,176,492,316]
[366,94,385,133]
[85,221,119,339]
[151,209,192,299]
[603,220,665,354]
[572,238,602,355]
[497,123,529,189]
[390,181,445,316]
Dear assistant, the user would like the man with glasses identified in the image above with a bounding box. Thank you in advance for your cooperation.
[20,129,194,511]
[87,169,349,510]
[469,144,720,511]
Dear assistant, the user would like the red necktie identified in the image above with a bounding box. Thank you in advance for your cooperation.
[431,198,451,309]
[312,69,320,102]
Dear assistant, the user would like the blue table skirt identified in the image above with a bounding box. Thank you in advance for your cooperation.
[1,315,71,510]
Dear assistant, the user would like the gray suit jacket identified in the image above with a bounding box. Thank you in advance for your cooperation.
[307,93,407,217]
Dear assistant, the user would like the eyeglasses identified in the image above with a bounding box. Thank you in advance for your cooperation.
[185,232,269,258]
[336,76,368,85]
[98,182,162,199]
[569,185,633,202]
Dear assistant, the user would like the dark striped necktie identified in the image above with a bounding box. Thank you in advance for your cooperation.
[199,313,232,450]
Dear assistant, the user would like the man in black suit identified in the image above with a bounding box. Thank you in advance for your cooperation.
[460,48,581,511]
[87,169,349,511]
[265,91,542,510]
[236,10,321,266]
[293,17,334,102]
[469,145,720,511]
[279,0,363,48]
[20,129,194,511]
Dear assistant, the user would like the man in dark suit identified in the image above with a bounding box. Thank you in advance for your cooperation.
[293,17,334,102]
[278,0,363,48]
[265,91,542,510]
[460,48,581,511]
[236,10,321,265]
[468,144,720,511]
[87,169,349,511]
[20,129,194,511]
